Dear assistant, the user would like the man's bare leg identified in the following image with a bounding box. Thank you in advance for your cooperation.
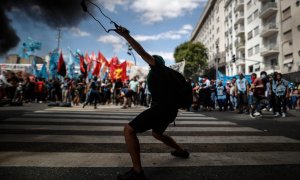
[124,124,143,172]
[152,131,184,152]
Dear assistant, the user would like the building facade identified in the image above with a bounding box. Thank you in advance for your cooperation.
[191,0,300,82]
[191,0,226,79]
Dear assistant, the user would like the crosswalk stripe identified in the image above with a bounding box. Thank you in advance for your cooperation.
[1,151,299,167]
[2,118,236,125]
[34,111,206,117]
[0,125,261,132]
[0,134,298,144]
[22,114,216,120]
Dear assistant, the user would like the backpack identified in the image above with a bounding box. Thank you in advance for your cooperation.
[167,68,193,109]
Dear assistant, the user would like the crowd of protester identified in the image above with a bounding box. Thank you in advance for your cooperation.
[191,71,300,118]
[0,71,152,109]
[1,70,300,118]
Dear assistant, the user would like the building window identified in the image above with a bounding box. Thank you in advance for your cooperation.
[248,31,253,40]
[249,65,253,73]
[282,6,291,20]
[270,59,278,66]
[247,0,252,9]
[283,29,292,41]
[254,44,260,54]
[248,48,253,57]
[254,26,259,36]
[247,14,253,24]
[253,9,259,19]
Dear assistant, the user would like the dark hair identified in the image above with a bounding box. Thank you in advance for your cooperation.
[260,71,267,76]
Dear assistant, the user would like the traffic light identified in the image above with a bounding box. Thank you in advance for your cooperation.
[232,55,236,63]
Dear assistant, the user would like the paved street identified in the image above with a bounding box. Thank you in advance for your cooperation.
[0,104,300,180]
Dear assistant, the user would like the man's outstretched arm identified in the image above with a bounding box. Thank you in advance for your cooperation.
[115,26,155,66]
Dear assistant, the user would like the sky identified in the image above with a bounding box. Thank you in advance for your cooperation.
[1,0,207,68]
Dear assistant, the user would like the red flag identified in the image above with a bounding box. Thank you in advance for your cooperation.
[79,54,87,78]
[57,52,66,77]
[92,58,102,77]
[110,61,127,81]
[109,56,119,67]
[85,53,92,72]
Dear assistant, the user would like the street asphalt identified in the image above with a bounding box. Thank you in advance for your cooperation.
[0,103,300,180]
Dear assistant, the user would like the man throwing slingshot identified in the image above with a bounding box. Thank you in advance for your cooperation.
[115,26,190,180]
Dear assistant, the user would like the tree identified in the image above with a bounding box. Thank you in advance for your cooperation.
[174,41,208,79]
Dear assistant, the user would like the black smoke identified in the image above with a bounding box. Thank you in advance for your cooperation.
[0,0,97,55]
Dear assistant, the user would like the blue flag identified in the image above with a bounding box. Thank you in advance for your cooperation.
[38,62,48,79]
[49,49,59,79]
[31,57,39,76]
[20,37,42,59]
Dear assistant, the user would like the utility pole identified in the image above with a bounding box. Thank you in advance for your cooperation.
[56,27,62,50]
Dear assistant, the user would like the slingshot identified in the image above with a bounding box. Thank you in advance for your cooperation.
[81,0,129,33]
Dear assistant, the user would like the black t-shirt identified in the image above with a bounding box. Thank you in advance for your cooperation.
[147,58,176,106]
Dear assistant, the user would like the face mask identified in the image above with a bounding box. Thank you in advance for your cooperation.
[261,74,266,78]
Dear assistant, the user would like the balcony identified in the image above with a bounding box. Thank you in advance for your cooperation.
[260,45,279,56]
[235,58,245,65]
[260,2,278,19]
[235,25,245,36]
[260,23,279,37]
[235,12,244,24]
[235,0,244,11]
[237,41,245,50]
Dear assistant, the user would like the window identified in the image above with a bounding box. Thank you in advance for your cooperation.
[249,65,253,73]
[247,0,252,9]
[283,29,292,41]
[282,7,291,20]
[248,31,253,40]
[254,63,260,72]
[253,9,259,19]
[254,26,259,36]
[248,48,253,57]
[254,44,260,54]
[247,14,253,24]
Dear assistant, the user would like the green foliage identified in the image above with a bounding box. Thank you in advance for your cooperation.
[174,41,208,79]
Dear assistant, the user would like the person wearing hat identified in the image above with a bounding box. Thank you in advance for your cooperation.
[115,26,189,180]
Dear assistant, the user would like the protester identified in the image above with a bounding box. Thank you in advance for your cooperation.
[274,73,289,117]
[235,73,248,114]
[115,25,189,180]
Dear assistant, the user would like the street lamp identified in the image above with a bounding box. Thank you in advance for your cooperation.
[127,43,136,66]
[215,43,219,80]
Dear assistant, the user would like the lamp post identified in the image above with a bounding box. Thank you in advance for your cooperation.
[127,43,136,66]
[216,43,219,80]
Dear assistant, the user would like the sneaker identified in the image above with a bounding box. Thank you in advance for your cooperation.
[274,112,280,117]
[82,104,86,108]
[269,108,273,112]
[249,113,255,118]
[171,149,190,158]
[282,113,286,118]
[254,112,261,116]
[117,168,146,180]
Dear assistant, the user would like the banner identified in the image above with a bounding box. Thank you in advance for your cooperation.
[110,61,127,81]
[169,60,186,74]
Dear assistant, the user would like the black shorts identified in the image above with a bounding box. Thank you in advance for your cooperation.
[129,105,178,135]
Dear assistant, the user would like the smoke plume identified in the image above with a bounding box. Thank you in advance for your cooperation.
[0,0,96,55]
